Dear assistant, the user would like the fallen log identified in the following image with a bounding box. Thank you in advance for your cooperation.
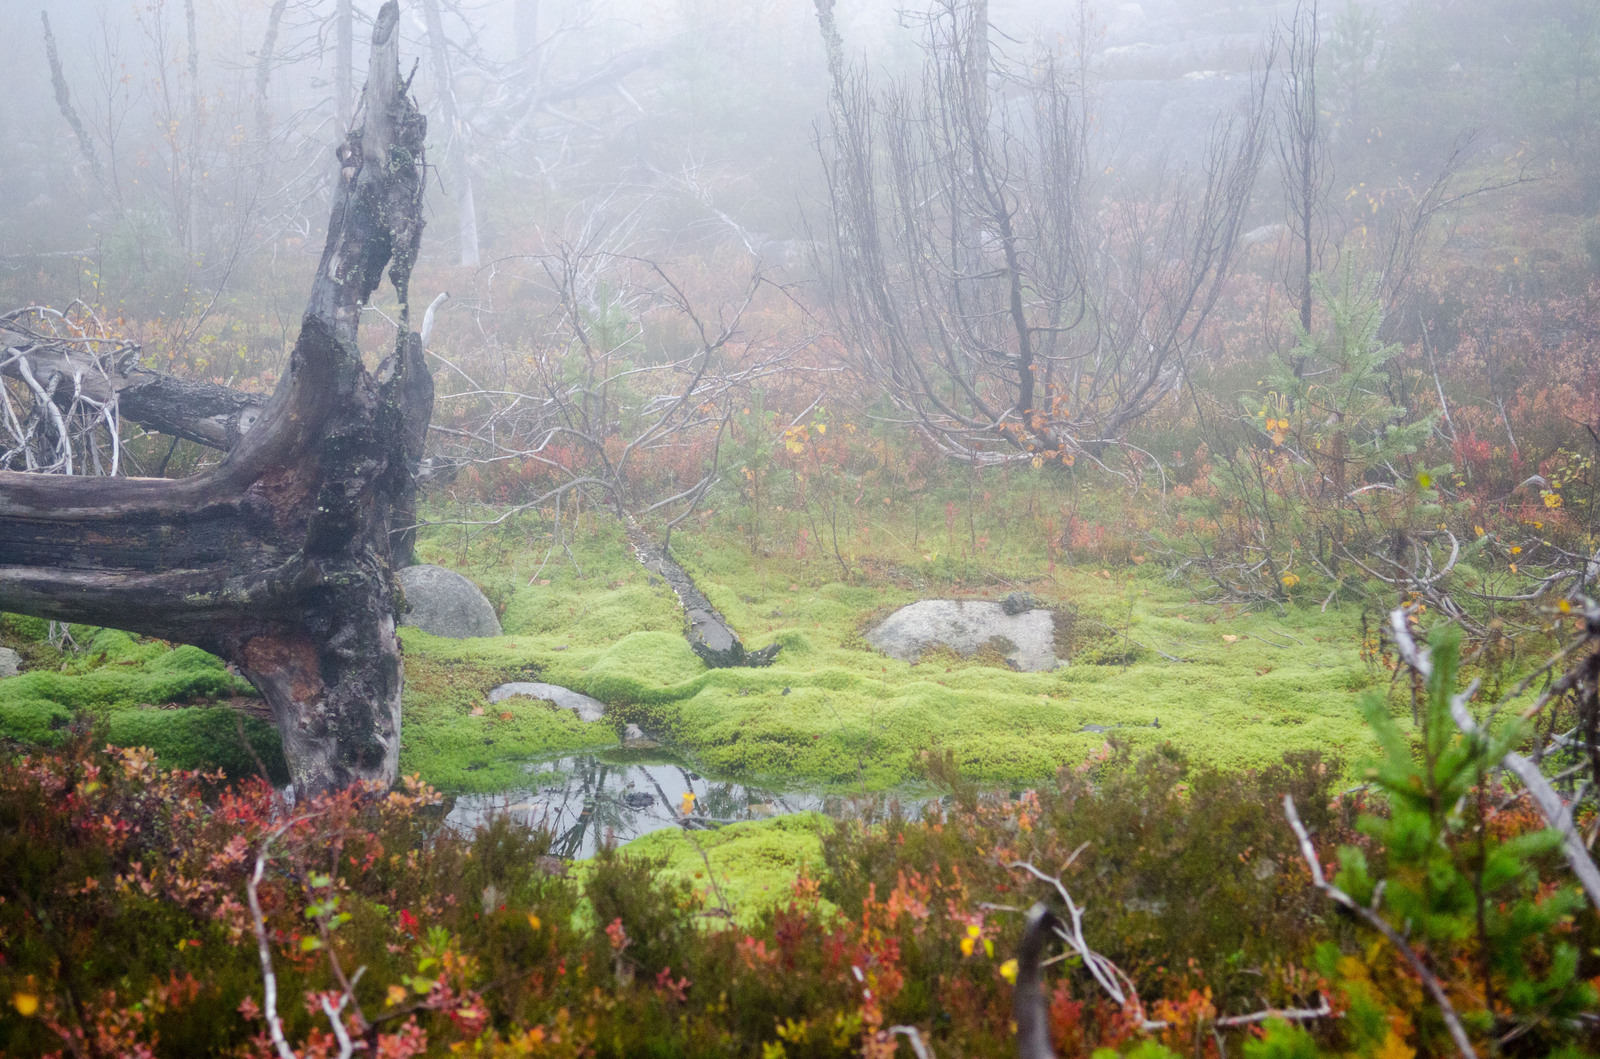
[623,515,778,668]
[0,328,267,453]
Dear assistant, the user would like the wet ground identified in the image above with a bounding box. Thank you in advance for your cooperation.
[443,750,931,859]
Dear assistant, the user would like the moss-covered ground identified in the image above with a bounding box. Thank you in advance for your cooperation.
[575,812,835,928]
[1,484,1390,929]
[0,516,1383,800]
[0,617,287,781]
[401,515,1381,795]
[0,465,1396,797]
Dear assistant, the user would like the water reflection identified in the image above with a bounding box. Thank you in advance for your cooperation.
[444,751,929,860]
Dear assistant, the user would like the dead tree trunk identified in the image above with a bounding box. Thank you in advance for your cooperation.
[0,2,428,798]
[622,516,777,668]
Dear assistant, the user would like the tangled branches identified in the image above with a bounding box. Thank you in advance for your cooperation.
[0,305,133,476]
[426,238,803,547]
[816,0,1269,470]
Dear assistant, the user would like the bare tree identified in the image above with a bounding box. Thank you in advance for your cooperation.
[40,12,105,192]
[1275,0,1328,364]
[815,0,1270,471]
[0,2,431,798]
[255,0,291,135]
[427,220,797,664]
[336,0,355,130]
[421,0,481,267]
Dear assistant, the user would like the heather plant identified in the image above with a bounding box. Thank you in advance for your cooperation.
[821,745,1354,1048]
[6,619,1600,1059]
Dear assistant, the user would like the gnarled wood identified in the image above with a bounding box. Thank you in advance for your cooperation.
[0,1,428,797]
[0,335,268,453]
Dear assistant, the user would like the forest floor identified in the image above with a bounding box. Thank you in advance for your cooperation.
[398,517,1378,794]
[389,513,1385,920]
[0,499,1393,921]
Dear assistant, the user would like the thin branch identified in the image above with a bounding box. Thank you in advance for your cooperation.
[1283,795,1476,1059]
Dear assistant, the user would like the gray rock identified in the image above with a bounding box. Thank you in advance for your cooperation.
[866,599,1060,672]
[397,565,502,638]
[0,646,20,678]
[1001,591,1036,616]
[622,723,660,749]
[488,682,606,723]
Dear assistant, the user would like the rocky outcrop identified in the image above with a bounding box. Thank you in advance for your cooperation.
[397,565,502,638]
[488,681,606,723]
[866,595,1061,672]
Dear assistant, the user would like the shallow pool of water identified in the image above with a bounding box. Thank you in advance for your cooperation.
[443,751,932,859]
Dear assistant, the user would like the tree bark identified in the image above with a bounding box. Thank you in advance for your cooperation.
[0,1,428,798]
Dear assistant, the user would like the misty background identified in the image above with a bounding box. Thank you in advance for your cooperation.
[0,0,1596,498]
[3,0,1591,310]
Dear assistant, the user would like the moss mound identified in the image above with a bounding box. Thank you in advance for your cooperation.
[0,625,286,782]
[594,812,834,927]
[397,630,620,791]
[405,523,1384,793]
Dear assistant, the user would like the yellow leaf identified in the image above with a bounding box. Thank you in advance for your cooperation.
[966,924,982,938]
[1374,1030,1415,1059]
[815,423,825,434]
[959,936,976,957]
[386,985,407,1007]
[999,959,1018,984]
[527,913,542,930]
[681,792,696,816]
[1222,634,1239,643]
[12,992,39,1017]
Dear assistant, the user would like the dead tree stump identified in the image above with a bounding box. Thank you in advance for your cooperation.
[0,1,430,797]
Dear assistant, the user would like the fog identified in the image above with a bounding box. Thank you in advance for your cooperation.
[0,0,1501,293]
